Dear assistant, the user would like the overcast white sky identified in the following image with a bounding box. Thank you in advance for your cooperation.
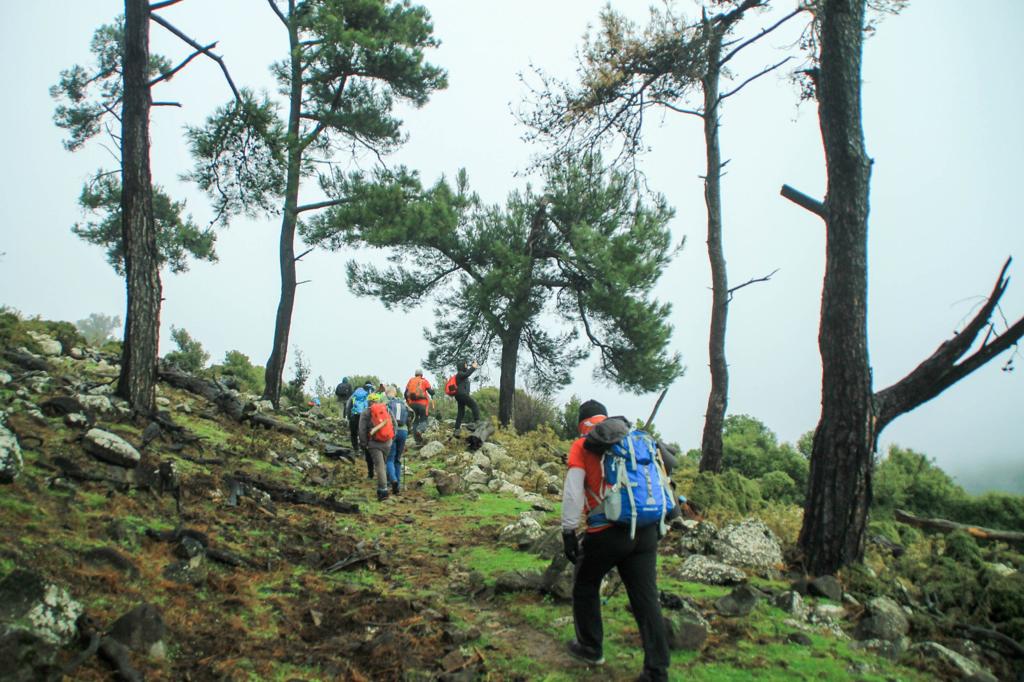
[1,1,1021,492]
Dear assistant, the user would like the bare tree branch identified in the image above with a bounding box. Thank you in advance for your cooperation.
[149,13,241,103]
[295,198,350,214]
[726,268,778,301]
[294,247,314,262]
[149,43,215,87]
[151,101,182,107]
[266,0,288,28]
[150,0,186,10]
[780,184,825,219]
[719,6,807,67]
[720,57,793,100]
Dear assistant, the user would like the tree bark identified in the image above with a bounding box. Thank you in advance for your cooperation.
[116,0,161,416]
[797,0,875,576]
[497,327,522,427]
[263,2,301,407]
[699,25,729,474]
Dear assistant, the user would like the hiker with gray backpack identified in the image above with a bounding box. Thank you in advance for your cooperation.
[560,399,672,682]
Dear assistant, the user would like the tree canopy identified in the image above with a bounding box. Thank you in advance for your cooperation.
[303,155,682,424]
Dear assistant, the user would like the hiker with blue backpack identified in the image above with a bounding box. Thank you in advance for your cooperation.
[560,399,671,682]
[346,382,374,479]
[386,387,410,494]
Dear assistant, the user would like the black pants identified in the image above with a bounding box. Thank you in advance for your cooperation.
[410,403,429,436]
[453,394,480,431]
[572,524,669,679]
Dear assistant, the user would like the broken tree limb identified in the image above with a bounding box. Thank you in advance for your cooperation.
[467,421,496,451]
[643,387,670,432]
[894,509,1024,544]
[232,472,359,514]
[780,184,825,219]
[958,625,1024,659]
[242,410,301,434]
[159,365,245,420]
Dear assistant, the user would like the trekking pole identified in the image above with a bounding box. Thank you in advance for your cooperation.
[642,385,671,432]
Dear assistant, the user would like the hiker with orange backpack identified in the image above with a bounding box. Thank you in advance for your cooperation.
[450,360,481,435]
[560,399,670,682]
[358,391,395,500]
[404,369,435,444]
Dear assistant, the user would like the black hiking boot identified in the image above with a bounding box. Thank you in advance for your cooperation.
[376,488,389,501]
[566,640,604,666]
[391,481,400,495]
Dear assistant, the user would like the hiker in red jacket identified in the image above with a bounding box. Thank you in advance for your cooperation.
[404,369,434,444]
[560,399,669,682]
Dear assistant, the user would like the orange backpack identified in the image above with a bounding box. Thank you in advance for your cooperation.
[445,375,458,396]
[368,402,394,441]
[406,376,429,401]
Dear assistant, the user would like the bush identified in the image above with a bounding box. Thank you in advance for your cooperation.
[759,470,799,504]
[0,308,86,353]
[512,389,558,433]
[75,312,121,346]
[210,350,264,395]
[952,491,1024,532]
[560,394,582,439]
[687,470,762,521]
[164,326,209,373]
[721,415,808,502]
[281,349,311,407]
[873,445,967,518]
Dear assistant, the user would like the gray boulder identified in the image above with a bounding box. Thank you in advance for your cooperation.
[463,465,490,486]
[0,570,82,646]
[773,591,809,620]
[27,332,62,357]
[76,394,114,414]
[499,514,546,548]
[711,519,784,570]
[419,441,446,459]
[715,584,764,617]
[854,596,909,642]
[675,555,746,585]
[540,556,574,600]
[910,642,992,678]
[664,610,709,651]
[0,422,24,483]
[678,520,718,555]
[83,428,141,468]
[493,569,545,594]
[0,370,11,385]
[434,471,464,496]
[108,603,167,659]
[808,575,843,602]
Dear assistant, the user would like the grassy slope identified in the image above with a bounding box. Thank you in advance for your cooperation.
[0,360,937,681]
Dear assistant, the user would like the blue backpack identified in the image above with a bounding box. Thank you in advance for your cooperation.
[588,430,675,538]
[350,387,369,416]
[388,398,410,429]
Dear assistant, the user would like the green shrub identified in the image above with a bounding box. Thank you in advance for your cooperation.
[952,492,1024,532]
[721,415,808,502]
[688,469,763,520]
[759,470,798,504]
[872,445,967,518]
[163,326,209,373]
[560,394,582,439]
[943,530,983,568]
[280,349,311,407]
[211,350,265,395]
[511,388,558,433]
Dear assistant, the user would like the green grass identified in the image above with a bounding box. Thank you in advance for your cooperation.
[463,546,550,578]
[174,413,231,447]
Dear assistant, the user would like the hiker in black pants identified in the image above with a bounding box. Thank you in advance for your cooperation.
[452,360,481,434]
[561,400,670,682]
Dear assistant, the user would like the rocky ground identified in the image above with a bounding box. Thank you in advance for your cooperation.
[0,328,1017,680]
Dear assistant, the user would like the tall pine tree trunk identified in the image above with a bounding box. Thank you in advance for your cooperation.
[497,326,522,427]
[117,0,161,415]
[797,0,875,575]
[699,27,729,474]
[263,6,302,407]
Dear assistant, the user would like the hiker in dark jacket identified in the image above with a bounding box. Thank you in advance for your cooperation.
[386,387,410,494]
[346,382,374,478]
[452,360,481,434]
[560,399,670,682]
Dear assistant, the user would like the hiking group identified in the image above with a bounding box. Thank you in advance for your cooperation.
[336,371,682,680]
[333,361,481,501]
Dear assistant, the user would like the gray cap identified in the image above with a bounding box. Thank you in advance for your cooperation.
[415,368,423,376]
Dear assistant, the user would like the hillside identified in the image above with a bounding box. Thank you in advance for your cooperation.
[1,320,1020,680]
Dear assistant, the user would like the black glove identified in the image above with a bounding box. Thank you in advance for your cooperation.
[562,530,579,564]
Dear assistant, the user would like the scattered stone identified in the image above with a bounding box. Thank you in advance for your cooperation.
[499,514,546,548]
[711,519,784,571]
[155,397,171,408]
[715,584,763,617]
[678,520,718,556]
[493,569,545,594]
[434,472,463,496]
[850,636,908,660]
[0,422,24,483]
[773,591,809,620]
[108,603,167,659]
[27,332,62,357]
[463,466,489,486]
[540,556,574,600]
[664,610,709,650]
[83,428,141,468]
[175,536,206,560]
[69,347,85,360]
[83,547,139,577]
[808,575,843,602]
[419,441,446,459]
[162,560,207,586]
[0,570,82,646]
[519,492,554,512]
[811,603,846,624]
[911,641,991,678]
[675,555,747,585]
[24,375,51,393]
[0,371,11,385]
[787,632,813,646]
[854,596,908,642]
[76,394,113,415]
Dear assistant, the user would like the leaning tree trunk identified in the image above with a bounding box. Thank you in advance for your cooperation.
[263,9,302,407]
[698,27,729,474]
[797,0,875,576]
[497,327,522,427]
[117,0,161,415]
